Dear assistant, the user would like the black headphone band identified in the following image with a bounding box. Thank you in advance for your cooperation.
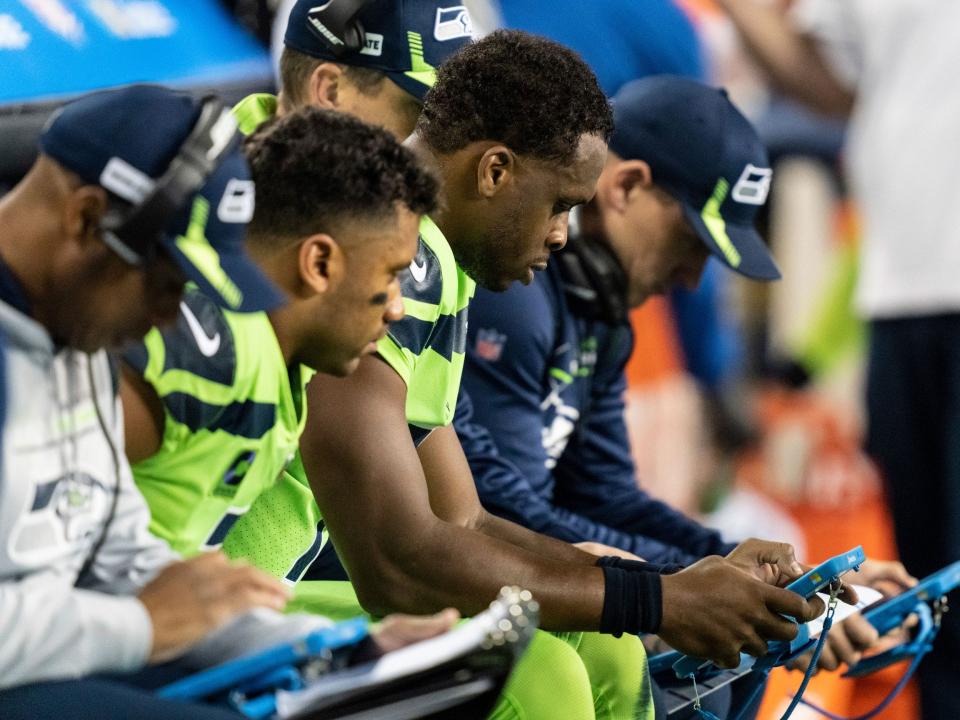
[101,96,236,264]
[306,0,370,57]
[557,228,630,326]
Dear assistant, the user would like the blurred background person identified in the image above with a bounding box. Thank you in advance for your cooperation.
[717,2,960,717]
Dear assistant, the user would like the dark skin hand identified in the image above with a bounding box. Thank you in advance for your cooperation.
[661,541,860,669]
[299,354,826,669]
[140,552,290,663]
[788,559,916,673]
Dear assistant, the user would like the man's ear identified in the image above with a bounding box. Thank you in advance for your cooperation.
[605,159,652,213]
[298,233,343,296]
[307,62,345,109]
[62,185,109,250]
[477,145,516,199]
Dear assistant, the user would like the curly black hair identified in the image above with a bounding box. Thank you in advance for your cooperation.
[243,107,439,242]
[417,30,613,164]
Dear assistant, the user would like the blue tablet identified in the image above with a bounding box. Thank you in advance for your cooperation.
[672,546,865,679]
[783,546,865,603]
[861,560,960,637]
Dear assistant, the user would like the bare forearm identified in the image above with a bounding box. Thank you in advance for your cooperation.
[302,361,605,632]
[719,0,854,116]
[475,511,598,565]
[334,514,606,632]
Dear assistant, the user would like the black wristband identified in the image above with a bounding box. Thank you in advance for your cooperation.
[596,555,684,575]
[598,565,663,636]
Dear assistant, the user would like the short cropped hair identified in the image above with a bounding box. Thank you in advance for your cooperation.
[417,30,613,164]
[279,47,386,108]
[243,107,439,242]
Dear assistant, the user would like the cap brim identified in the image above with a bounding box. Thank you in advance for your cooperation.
[161,235,287,313]
[681,204,781,281]
[386,69,434,102]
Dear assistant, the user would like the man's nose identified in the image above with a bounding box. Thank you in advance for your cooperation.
[384,286,405,323]
[547,213,569,252]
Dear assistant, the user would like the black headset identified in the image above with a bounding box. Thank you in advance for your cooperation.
[99,96,236,267]
[305,0,373,57]
[556,220,630,326]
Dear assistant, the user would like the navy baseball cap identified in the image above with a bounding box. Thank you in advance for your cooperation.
[39,85,285,313]
[610,76,780,281]
[283,0,473,101]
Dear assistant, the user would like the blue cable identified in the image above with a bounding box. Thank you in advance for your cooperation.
[695,591,840,720]
[775,598,838,719]
[799,625,938,720]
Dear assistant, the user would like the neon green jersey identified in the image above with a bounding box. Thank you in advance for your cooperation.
[225,214,476,581]
[378,215,476,440]
[223,94,475,581]
[126,289,312,555]
[234,92,477,430]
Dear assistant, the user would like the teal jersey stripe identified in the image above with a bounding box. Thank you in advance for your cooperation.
[377,215,475,430]
[163,392,276,439]
[130,289,310,556]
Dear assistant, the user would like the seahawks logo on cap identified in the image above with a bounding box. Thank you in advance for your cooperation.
[731,164,773,206]
[434,6,472,41]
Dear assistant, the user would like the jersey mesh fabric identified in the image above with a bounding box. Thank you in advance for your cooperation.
[222,453,328,580]
[127,289,311,555]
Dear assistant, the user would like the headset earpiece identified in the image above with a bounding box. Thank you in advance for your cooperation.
[98,96,235,266]
[557,234,629,326]
[306,0,371,57]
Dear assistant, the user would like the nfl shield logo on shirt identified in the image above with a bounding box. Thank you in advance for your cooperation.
[475,328,506,362]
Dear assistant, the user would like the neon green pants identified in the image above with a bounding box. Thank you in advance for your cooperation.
[289,581,654,720]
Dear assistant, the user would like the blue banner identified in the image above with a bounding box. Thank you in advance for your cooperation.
[0,0,272,105]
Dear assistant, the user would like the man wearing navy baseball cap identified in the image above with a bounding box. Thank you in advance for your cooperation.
[0,84,294,717]
[38,84,285,341]
[237,0,474,140]
[606,75,780,290]
[12,83,284,354]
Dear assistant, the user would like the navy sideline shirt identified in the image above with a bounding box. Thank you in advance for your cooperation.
[454,256,735,564]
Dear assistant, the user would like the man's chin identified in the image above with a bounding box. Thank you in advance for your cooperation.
[476,272,522,293]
